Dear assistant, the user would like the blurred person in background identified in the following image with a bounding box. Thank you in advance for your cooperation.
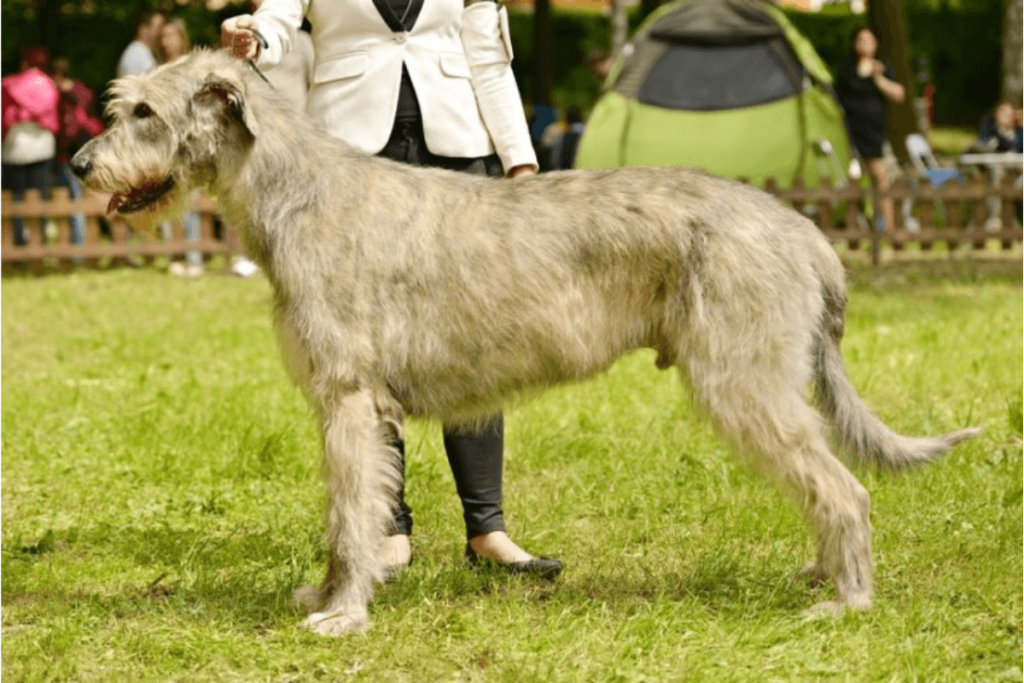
[836,26,905,234]
[974,101,1023,154]
[157,17,206,278]
[117,10,166,78]
[52,56,104,248]
[548,105,585,171]
[2,45,60,246]
[114,9,166,265]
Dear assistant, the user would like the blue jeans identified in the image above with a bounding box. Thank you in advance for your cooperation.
[182,211,202,265]
[56,162,86,245]
[161,212,202,265]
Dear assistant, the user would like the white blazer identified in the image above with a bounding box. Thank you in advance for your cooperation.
[247,0,537,171]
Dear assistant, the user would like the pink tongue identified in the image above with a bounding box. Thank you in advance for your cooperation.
[107,193,123,214]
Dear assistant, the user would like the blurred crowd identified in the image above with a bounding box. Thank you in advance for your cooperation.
[2,45,103,247]
[3,6,1020,268]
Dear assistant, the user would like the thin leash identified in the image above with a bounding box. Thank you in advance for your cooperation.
[243,27,273,87]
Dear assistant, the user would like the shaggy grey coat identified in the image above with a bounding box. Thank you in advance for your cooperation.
[71,50,979,635]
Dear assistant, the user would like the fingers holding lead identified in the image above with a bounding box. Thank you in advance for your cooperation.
[221,15,261,61]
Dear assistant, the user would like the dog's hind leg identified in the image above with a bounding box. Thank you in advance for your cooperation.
[297,389,401,635]
[681,344,873,614]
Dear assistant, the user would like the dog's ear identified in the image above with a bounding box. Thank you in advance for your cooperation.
[193,75,260,138]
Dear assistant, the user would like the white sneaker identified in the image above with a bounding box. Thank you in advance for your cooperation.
[231,257,259,277]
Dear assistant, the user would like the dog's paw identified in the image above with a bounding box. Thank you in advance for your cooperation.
[803,600,845,618]
[303,609,370,636]
[293,585,323,614]
[803,595,872,618]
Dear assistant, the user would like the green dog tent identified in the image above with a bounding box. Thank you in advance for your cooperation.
[574,0,857,188]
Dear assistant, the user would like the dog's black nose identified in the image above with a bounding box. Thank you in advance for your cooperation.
[69,156,91,178]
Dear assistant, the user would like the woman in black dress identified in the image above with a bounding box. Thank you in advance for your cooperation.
[836,27,905,232]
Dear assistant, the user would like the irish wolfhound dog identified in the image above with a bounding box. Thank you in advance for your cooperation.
[71,50,979,635]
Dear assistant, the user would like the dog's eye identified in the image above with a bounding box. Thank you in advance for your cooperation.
[133,103,154,119]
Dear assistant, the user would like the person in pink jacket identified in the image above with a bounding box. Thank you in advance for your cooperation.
[222,0,560,579]
[2,46,61,246]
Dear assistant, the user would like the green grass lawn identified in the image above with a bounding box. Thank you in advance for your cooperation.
[3,253,1021,682]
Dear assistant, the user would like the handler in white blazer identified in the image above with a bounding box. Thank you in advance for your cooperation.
[222,0,537,175]
[223,0,559,577]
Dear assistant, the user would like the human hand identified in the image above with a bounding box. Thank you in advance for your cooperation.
[856,57,874,78]
[508,164,537,178]
[221,15,261,61]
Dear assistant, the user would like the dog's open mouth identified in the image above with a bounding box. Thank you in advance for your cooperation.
[107,177,176,214]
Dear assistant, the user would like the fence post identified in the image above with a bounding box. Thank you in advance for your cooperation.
[870,184,883,266]
[890,176,909,252]
[943,180,962,251]
[971,176,989,250]
[1000,173,1020,251]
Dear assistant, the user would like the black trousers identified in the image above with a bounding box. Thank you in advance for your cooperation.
[380,116,506,540]
[2,159,54,246]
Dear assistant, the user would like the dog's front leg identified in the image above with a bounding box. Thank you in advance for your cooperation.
[295,389,400,635]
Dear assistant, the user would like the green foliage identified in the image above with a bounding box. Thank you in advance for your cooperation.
[0,1,248,109]
[781,3,1002,125]
[2,256,1021,681]
[1,1,1003,126]
[903,1,1004,124]
[506,8,645,112]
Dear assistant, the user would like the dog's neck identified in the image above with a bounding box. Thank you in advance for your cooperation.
[210,123,332,281]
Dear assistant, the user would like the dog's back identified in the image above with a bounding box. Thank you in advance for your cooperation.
[71,50,980,629]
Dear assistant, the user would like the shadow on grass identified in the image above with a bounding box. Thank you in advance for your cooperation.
[377,546,816,618]
[2,523,319,630]
[4,522,819,628]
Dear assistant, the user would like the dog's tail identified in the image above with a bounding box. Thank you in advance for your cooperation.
[812,272,981,470]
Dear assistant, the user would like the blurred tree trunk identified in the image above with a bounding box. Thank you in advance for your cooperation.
[868,0,917,164]
[610,0,628,57]
[35,0,60,48]
[533,0,553,106]
[1003,0,1023,103]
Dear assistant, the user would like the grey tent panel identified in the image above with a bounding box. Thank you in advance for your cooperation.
[647,0,782,43]
[637,38,804,111]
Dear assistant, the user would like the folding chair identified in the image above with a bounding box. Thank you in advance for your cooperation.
[905,133,965,187]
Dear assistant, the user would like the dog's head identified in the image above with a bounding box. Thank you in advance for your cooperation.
[70,49,260,219]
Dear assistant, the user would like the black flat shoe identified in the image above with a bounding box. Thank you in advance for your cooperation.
[465,544,563,580]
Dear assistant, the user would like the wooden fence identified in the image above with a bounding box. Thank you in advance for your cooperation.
[1,189,236,274]
[767,171,1022,264]
[2,171,1021,274]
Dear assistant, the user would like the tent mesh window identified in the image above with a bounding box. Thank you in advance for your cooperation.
[637,37,805,111]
